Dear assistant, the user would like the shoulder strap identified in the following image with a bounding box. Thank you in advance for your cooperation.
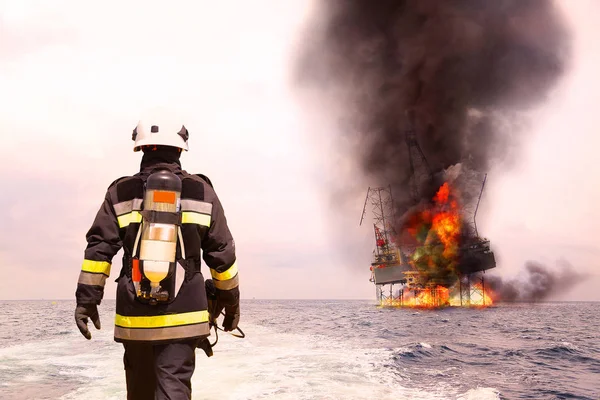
[107,175,132,189]
[195,173,214,188]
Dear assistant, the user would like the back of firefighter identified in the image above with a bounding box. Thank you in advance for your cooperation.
[73,112,240,400]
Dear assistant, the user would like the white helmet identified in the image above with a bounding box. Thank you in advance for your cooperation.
[132,110,189,152]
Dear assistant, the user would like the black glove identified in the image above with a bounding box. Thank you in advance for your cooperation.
[75,303,101,340]
[205,279,222,327]
[204,279,240,331]
[222,304,240,332]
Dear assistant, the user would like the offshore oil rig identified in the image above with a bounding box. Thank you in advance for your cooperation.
[360,116,496,308]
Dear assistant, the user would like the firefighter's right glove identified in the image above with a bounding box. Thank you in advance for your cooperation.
[75,303,101,340]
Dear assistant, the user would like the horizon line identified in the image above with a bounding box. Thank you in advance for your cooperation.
[0,298,598,303]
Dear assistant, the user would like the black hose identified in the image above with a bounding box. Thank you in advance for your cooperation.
[216,324,245,338]
[209,311,245,348]
[209,323,219,347]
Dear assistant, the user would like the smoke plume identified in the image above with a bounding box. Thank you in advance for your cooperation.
[295,0,571,207]
[294,0,573,288]
[487,261,588,302]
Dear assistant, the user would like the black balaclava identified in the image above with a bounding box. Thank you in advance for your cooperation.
[140,146,182,170]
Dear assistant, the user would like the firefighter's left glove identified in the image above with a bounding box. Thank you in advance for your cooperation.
[205,279,221,327]
[75,303,101,340]
[222,303,240,332]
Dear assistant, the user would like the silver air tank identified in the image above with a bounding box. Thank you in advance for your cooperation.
[139,170,182,298]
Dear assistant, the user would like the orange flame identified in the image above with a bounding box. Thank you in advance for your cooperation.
[433,181,450,203]
[413,286,450,307]
[469,283,495,306]
[379,283,495,308]
[380,182,495,309]
[431,183,461,258]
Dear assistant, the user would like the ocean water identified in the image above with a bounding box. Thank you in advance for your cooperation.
[0,300,598,400]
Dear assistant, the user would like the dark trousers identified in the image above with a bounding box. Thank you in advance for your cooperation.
[123,340,199,400]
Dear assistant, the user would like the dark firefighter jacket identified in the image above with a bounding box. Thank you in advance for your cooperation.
[75,160,238,343]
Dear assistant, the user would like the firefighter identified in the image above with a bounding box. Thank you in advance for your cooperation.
[74,111,240,399]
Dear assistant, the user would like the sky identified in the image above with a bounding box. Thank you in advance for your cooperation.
[0,0,598,301]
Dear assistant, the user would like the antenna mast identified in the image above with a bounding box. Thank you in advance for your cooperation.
[405,110,433,204]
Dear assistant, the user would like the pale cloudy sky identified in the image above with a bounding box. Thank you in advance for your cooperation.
[0,0,598,301]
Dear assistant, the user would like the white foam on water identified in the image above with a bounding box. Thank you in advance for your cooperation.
[21,373,42,382]
[60,386,127,400]
[190,324,453,400]
[456,387,501,400]
[560,341,578,351]
[394,346,414,354]
[0,322,123,399]
[2,320,487,400]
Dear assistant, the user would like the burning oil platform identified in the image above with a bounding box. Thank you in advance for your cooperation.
[360,114,496,308]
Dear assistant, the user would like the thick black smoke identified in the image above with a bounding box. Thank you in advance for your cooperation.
[295,0,573,288]
[295,0,571,208]
[487,261,588,302]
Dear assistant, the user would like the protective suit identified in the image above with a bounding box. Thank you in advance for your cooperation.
[74,115,239,399]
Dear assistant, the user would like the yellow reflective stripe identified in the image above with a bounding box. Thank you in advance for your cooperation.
[81,260,111,276]
[210,262,238,281]
[181,211,211,227]
[115,311,209,329]
[117,211,142,228]
[114,323,209,341]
